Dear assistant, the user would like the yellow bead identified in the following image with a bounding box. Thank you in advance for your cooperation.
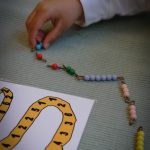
[136,140,144,146]
[136,145,144,150]
[137,131,144,137]
[137,135,144,141]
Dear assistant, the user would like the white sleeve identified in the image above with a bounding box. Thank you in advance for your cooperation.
[80,0,150,26]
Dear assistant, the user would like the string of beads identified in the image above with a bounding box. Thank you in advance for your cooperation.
[34,47,138,126]
[48,63,138,125]
[119,77,137,125]
[32,43,144,149]
[48,63,118,81]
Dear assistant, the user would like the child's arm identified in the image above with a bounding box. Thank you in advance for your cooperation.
[80,0,150,26]
[26,0,150,49]
[26,0,84,49]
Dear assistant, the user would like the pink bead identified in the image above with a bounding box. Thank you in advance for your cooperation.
[123,87,129,92]
[129,105,136,110]
[121,84,128,89]
[123,91,130,97]
[129,109,136,115]
[130,113,137,120]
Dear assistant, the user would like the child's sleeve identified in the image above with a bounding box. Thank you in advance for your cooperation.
[79,0,150,26]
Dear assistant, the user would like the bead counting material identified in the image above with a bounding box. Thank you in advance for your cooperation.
[136,127,144,150]
[83,74,118,81]
[31,47,144,148]
[48,64,118,81]
[47,63,138,125]
[128,101,137,125]
[119,77,137,125]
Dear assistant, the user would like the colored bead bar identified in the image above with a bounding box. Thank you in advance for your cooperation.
[43,63,139,126]
[65,66,76,75]
[118,77,138,125]
[128,101,137,125]
[84,75,118,81]
[136,127,144,150]
[48,64,118,82]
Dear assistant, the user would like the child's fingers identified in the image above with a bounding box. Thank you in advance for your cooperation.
[26,10,38,48]
[36,30,45,42]
[43,21,65,49]
[28,13,47,49]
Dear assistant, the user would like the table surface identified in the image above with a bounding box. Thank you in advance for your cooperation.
[0,1,150,150]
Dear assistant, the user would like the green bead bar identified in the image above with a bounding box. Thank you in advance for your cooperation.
[66,66,76,75]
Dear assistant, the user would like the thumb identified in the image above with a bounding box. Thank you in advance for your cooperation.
[43,21,65,49]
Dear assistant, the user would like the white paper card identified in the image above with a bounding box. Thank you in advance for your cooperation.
[0,81,95,150]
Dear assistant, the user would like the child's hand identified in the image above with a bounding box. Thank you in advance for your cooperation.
[26,0,84,49]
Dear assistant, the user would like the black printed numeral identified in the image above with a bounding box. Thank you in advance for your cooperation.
[31,108,40,112]
[25,116,34,121]
[2,89,9,93]
[57,103,66,107]
[11,134,20,138]
[49,97,57,101]
[2,102,10,105]
[0,110,6,114]
[2,143,11,148]
[18,125,27,130]
[64,121,73,126]
[38,101,46,105]
[5,95,13,99]
[53,141,62,145]
[60,131,68,136]
[64,113,72,116]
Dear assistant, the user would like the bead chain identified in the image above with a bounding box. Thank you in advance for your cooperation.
[118,77,137,125]
[32,43,144,149]
[34,51,138,125]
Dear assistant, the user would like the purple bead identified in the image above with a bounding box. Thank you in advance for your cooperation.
[95,75,101,81]
[84,75,90,81]
[111,75,117,81]
[106,75,112,81]
[101,75,106,81]
[89,75,96,81]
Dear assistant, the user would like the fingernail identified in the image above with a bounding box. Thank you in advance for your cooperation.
[44,43,50,49]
